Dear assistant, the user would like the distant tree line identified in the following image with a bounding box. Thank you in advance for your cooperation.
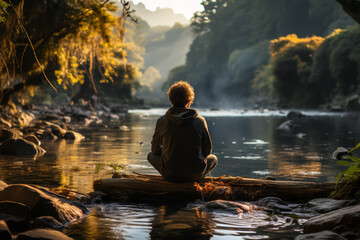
[165,0,357,107]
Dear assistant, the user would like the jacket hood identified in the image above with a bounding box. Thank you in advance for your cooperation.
[166,107,198,126]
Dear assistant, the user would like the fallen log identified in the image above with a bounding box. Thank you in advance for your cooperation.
[93,173,336,203]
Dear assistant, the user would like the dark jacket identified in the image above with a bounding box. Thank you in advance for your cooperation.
[151,107,212,181]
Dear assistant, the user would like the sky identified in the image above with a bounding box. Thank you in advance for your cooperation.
[130,0,204,19]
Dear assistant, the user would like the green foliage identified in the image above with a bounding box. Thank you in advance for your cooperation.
[0,0,9,22]
[310,26,360,104]
[331,142,360,199]
[172,0,356,106]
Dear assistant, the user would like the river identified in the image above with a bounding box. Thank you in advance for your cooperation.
[0,108,359,239]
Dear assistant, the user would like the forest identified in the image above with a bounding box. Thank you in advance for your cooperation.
[165,0,359,109]
[1,0,359,109]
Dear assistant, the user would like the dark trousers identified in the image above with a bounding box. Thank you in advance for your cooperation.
[147,152,218,181]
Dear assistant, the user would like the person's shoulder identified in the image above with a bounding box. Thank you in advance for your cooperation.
[195,113,207,125]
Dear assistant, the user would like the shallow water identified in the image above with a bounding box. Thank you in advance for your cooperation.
[0,109,359,239]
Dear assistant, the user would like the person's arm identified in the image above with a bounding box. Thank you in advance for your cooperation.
[151,119,162,155]
[202,119,212,157]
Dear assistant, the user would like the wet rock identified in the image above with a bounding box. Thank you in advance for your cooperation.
[0,181,7,191]
[61,116,71,124]
[332,147,350,160]
[0,128,23,142]
[40,131,58,141]
[0,184,87,223]
[48,125,66,138]
[276,120,295,132]
[0,118,12,128]
[16,229,73,240]
[344,94,360,111]
[294,230,347,240]
[256,197,292,212]
[64,131,84,141]
[24,135,41,146]
[296,133,307,139]
[30,216,62,230]
[0,220,12,240]
[0,138,46,156]
[301,198,356,214]
[110,106,128,113]
[330,106,344,112]
[287,111,305,119]
[0,201,31,232]
[199,200,259,213]
[303,204,360,235]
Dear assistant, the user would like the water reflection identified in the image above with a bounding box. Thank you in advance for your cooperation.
[150,205,215,239]
[0,110,359,192]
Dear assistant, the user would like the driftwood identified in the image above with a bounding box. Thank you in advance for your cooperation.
[93,173,336,203]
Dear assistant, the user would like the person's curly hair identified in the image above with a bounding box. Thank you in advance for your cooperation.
[167,81,195,107]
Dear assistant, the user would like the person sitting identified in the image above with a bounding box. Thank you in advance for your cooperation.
[147,81,218,182]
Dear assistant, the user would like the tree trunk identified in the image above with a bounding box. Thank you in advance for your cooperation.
[93,173,336,203]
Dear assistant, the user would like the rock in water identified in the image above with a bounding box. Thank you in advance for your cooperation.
[15,229,73,240]
[303,204,360,235]
[0,220,12,240]
[256,197,292,212]
[287,111,305,119]
[332,147,350,160]
[0,181,7,191]
[0,185,87,223]
[0,138,45,156]
[294,230,347,240]
[199,200,259,214]
[0,128,23,142]
[301,198,356,214]
[276,120,295,132]
[0,201,31,232]
[24,135,41,146]
[30,216,63,230]
[64,131,85,141]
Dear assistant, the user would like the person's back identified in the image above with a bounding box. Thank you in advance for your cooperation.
[147,81,217,182]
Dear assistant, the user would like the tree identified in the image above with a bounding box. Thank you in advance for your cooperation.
[0,0,139,106]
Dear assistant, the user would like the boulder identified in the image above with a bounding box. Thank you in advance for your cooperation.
[0,184,87,223]
[332,147,350,160]
[16,229,73,240]
[0,118,12,128]
[24,135,41,146]
[61,116,71,124]
[303,204,360,235]
[0,128,23,142]
[256,197,292,212]
[30,216,62,230]
[0,220,12,240]
[300,198,356,214]
[0,181,7,191]
[344,94,360,111]
[0,138,45,156]
[276,120,295,132]
[48,125,66,138]
[0,201,31,232]
[64,131,84,141]
[40,131,58,141]
[199,200,259,213]
[287,111,305,119]
[294,230,347,240]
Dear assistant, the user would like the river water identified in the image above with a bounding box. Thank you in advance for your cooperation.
[0,109,359,239]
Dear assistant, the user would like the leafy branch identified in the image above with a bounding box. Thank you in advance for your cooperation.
[331,142,360,199]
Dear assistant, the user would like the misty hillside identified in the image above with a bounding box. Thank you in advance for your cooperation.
[144,23,192,78]
[130,2,189,27]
